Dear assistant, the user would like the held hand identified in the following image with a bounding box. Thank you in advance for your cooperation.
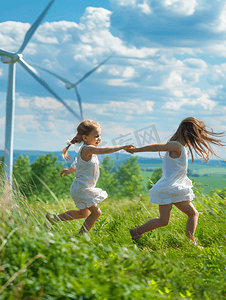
[60,169,69,177]
[124,145,136,154]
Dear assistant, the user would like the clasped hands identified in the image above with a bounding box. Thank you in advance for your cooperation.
[124,145,136,154]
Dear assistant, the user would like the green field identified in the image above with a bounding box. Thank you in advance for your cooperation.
[141,172,226,193]
[141,171,153,189]
[195,167,226,176]
[140,162,226,194]
[1,181,226,299]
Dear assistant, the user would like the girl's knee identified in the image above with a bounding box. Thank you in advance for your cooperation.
[163,220,170,226]
[79,209,89,218]
[160,218,170,226]
[84,210,90,218]
[89,206,101,218]
[190,210,199,218]
[96,208,102,218]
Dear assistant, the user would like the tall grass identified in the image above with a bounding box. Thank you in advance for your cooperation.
[0,171,226,300]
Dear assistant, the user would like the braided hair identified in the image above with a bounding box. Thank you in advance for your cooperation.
[62,119,101,159]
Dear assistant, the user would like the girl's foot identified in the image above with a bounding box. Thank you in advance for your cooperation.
[186,230,197,242]
[189,240,204,250]
[129,228,143,242]
[45,213,59,225]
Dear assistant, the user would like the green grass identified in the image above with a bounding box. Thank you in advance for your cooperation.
[0,182,226,299]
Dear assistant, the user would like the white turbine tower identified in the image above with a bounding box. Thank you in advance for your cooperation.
[32,54,114,120]
[0,0,81,188]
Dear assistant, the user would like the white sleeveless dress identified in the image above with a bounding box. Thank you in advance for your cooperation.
[70,144,108,209]
[149,141,195,205]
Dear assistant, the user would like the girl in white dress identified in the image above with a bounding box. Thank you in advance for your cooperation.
[128,117,225,243]
[46,119,134,233]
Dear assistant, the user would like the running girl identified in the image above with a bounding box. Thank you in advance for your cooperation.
[46,119,134,233]
[127,117,225,243]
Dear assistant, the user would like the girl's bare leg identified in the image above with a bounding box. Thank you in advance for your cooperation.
[79,204,101,234]
[131,204,173,238]
[50,208,90,221]
[174,200,199,241]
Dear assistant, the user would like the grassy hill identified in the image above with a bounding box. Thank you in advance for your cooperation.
[0,179,226,299]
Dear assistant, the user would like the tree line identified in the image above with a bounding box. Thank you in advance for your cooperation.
[2,153,224,202]
[0,154,145,202]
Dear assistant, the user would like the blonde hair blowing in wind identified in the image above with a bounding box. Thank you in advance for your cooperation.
[62,119,101,159]
[169,117,225,164]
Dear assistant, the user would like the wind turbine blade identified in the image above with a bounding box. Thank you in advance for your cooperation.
[18,57,81,120]
[74,86,84,120]
[31,64,71,84]
[72,53,114,88]
[18,0,55,54]
[0,49,14,58]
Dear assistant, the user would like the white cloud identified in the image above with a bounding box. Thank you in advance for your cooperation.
[108,66,137,78]
[165,71,183,88]
[163,0,198,16]
[162,94,217,111]
[33,96,63,110]
[108,67,121,76]
[206,44,226,58]
[138,0,152,14]
[123,66,136,78]
[113,0,136,6]
[17,96,30,108]
[183,58,208,70]
[80,7,112,30]
[35,35,58,44]
[16,95,65,111]
[113,0,198,16]
[15,115,42,133]
[83,100,154,116]
[0,21,30,52]
[215,3,226,32]
[207,63,226,84]
[0,69,3,76]
[112,0,152,14]
[107,78,138,87]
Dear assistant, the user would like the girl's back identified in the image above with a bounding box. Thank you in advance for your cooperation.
[162,141,188,180]
[150,141,195,204]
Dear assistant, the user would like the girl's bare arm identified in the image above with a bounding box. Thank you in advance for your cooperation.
[60,166,76,177]
[128,142,181,154]
[82,145,135,159]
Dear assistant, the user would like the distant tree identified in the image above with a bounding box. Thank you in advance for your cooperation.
[96,157,118,198]
[147,166,162,190]
[115,156,144,199]
[30,153,73,201]
[187,168,193,177]
[101,156,114,173]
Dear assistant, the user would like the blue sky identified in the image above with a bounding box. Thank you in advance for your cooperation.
[0,0,226,160]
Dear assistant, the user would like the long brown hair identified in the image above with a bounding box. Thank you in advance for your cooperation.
[62,119,100,159]
[170,117,225,163]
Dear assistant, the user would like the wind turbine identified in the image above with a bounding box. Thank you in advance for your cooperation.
[32,54,114,120]
[0,0,81,188]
